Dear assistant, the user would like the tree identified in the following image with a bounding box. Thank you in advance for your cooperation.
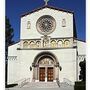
[6,17,14,46]
[79,59,86,82]
[5,17,14,87]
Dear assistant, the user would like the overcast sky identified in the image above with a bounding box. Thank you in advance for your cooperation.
[6,0,86,41]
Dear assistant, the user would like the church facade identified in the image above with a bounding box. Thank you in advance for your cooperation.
[7,6,86,85]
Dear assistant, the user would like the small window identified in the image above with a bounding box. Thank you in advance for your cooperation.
[30,41,35,48]
[36,41,41,48]
[64,40,70,47]
[23,41,28,48]
[50,40,57,48]
[39,58,54,65]
[62,19,66,27]
[58,40,63,47]
[27,21,30,29]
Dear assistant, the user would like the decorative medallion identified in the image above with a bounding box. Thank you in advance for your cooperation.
[36,15,56,35]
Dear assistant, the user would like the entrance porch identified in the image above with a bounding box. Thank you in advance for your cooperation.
[32,52,60,82]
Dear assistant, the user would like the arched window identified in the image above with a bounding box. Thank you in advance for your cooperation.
[39,58,54,65]
[36,41,41,48]
[27,21,30,29]
[33,51,58,65]
[62,19,66,27]
[64,40,70,47]
[23,41,28,48]
[30,41,35,48]
[57,40,63,47]
[50,40,57,48]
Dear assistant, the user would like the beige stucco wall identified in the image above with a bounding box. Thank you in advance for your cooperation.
[77,40,86,55]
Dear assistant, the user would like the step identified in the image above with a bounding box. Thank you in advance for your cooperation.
[6,86,74,90]
[6,82,74,90]
[22,82,59,88]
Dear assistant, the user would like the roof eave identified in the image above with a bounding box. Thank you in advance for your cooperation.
[21,5,74,17]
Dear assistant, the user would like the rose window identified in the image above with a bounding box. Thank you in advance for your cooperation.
[36,15,56,35]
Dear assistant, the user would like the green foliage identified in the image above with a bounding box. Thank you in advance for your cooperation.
[5,16,14,46]
[79,59,86,81]
[74,81,86,90]
[5,16,14,87]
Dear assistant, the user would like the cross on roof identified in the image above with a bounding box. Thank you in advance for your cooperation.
[44,0,50,5]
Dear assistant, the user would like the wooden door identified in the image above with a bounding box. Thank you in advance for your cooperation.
[47,67,53,81]
[39,67,45,81]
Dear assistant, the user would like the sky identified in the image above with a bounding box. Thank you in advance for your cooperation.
[6,0,86,42]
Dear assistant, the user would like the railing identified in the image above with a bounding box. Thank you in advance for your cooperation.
[56,78,60,87]
[78,55,86,61]
[18,78,30,88]
[8,56,17,61]
[14,78,26,84]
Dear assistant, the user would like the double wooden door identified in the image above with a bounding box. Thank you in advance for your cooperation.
[39,67,53,81]
[47,67,53,81]
[39,67,45,81]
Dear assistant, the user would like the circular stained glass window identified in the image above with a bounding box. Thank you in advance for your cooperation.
[36,15,56,35]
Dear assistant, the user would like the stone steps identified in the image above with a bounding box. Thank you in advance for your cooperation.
[6,87,74,90]
[6,82,74,90]
[19,82,59,88]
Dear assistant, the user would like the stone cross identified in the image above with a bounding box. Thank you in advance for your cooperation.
[44,0,50,5]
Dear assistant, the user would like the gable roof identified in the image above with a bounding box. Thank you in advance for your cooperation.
[21,5,77,38]
[21,5,74,17]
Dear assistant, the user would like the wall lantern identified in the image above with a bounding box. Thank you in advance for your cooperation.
[59,66,62,71]
[30,66,32,71]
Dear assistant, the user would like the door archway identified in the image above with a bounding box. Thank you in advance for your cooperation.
[32,51,59,82]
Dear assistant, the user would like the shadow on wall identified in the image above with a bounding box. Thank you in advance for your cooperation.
[6,84,18,88]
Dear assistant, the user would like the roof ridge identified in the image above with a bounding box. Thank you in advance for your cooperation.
[21,5,74,17]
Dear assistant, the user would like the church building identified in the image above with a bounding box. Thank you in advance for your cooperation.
[7,2,86,87]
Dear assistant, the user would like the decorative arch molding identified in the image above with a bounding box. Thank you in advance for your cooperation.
[32,51,59,67]
[23,41,28,48]
[32,51,60,82]
[64,40,70,47]
[50,40,57,48]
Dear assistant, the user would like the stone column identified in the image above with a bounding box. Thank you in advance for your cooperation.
[37,65,39,82]
[45,67,47,82]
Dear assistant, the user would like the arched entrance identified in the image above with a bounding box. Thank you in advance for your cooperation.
[32,52,59,82]
[39,56,54,81]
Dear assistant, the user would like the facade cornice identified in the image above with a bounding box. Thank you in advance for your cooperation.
[21,5,74,17]
[17,47,76,50]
